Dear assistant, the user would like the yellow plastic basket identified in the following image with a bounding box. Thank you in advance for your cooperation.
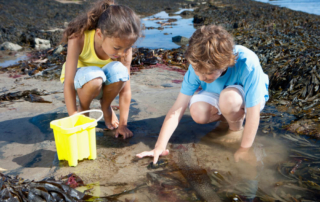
[50,110,103,166]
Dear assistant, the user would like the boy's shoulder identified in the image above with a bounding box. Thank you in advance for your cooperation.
[234,45,260,70]
[234,45,258,59]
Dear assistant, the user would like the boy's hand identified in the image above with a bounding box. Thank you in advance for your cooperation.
[234,147,257,166]
[136,148,169,164]
[115,125,133,139]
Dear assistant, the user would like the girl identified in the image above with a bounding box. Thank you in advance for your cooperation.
[61,0,141,139]
[137,25,269,163]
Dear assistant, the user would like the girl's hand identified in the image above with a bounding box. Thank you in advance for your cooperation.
[136,147,169,164]
[115,125,133,139]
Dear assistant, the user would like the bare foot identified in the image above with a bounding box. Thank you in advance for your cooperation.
[200,126,243,148]
[103,106,119,130]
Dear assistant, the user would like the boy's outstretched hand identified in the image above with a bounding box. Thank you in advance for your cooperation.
[234,147,257,166]
[136,148,169,164]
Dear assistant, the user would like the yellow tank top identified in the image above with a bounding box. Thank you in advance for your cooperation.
[60,29,114,83]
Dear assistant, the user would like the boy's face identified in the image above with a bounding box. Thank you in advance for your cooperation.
[194,69,226,83]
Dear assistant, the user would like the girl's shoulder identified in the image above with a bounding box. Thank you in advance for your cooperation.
[68,34,85,45]
[67,34,85,54]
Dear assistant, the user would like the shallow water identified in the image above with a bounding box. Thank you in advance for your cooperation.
[254,0,320,15]
[135,9,196,49]
[0,54,28,68]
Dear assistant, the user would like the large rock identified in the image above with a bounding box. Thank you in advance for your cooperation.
[172,35,189,47]
[172,35,189,43]
[0,42,23,51]
[34,38,51,50]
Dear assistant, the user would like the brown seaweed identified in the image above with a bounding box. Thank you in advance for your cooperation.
[0,172,121,202]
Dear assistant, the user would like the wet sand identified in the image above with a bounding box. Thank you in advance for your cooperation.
[0,64,292,201]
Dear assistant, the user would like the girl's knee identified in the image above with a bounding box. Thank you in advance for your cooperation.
[103,61,129,85]
[82,77,103,95]
[219,88,244,114]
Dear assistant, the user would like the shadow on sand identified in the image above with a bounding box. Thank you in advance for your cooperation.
[0,111,216,169]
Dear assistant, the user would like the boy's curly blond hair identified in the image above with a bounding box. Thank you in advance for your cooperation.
[185,25,237,73]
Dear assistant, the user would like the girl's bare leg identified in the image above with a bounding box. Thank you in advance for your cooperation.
[101,81,126,129]
[77,78,103,116]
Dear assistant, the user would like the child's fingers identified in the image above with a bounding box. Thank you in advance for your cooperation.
[153,153,162,164]
[161,149,170,156]
[126,131,133,139]
[136,151,154,158]
[121,129,133,139]
[115,130,119,138]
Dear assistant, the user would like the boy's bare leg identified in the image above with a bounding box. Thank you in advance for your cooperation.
[190,102,229,141]
[77,78,103,116]
[219,88,245,131]
[193,88,245,146]
[190,101,221,124]
[212,87,245,145]
[101,81,126,130]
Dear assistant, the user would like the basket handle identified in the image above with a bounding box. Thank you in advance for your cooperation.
[70,109,103,130]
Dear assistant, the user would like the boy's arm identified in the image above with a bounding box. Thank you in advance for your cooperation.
[234,102,260,162]
[116,48,133,139]
[136,93,192,163]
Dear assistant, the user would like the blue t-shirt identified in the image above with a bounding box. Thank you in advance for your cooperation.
[181,45,269,108]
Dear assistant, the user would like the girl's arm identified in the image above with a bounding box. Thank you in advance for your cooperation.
[234,103,260,163]
[116,47,133,138]
[64,36,84,115]
[136,93,192,163]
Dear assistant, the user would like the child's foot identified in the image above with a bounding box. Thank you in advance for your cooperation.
[103,106,119,130]
[200,127,243,148]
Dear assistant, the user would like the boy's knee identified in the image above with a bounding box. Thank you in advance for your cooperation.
[190,103,210,124]
[219,88,243,114]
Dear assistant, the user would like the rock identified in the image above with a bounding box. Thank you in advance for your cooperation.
[53,45,64,55]
[0,42,23,51]
[172,36,189,47]
[34,38,51,50]
[233,22,239,29]
[193,15,206,24]
[161,83,173,88]
[172,36,189,43]
[180,10,193,16]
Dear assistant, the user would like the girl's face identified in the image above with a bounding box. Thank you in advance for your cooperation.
[96,29,136,60]
[101,36,136,60]
[194,68,226,83]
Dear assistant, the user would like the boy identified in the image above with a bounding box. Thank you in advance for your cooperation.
[137,25,269,164]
